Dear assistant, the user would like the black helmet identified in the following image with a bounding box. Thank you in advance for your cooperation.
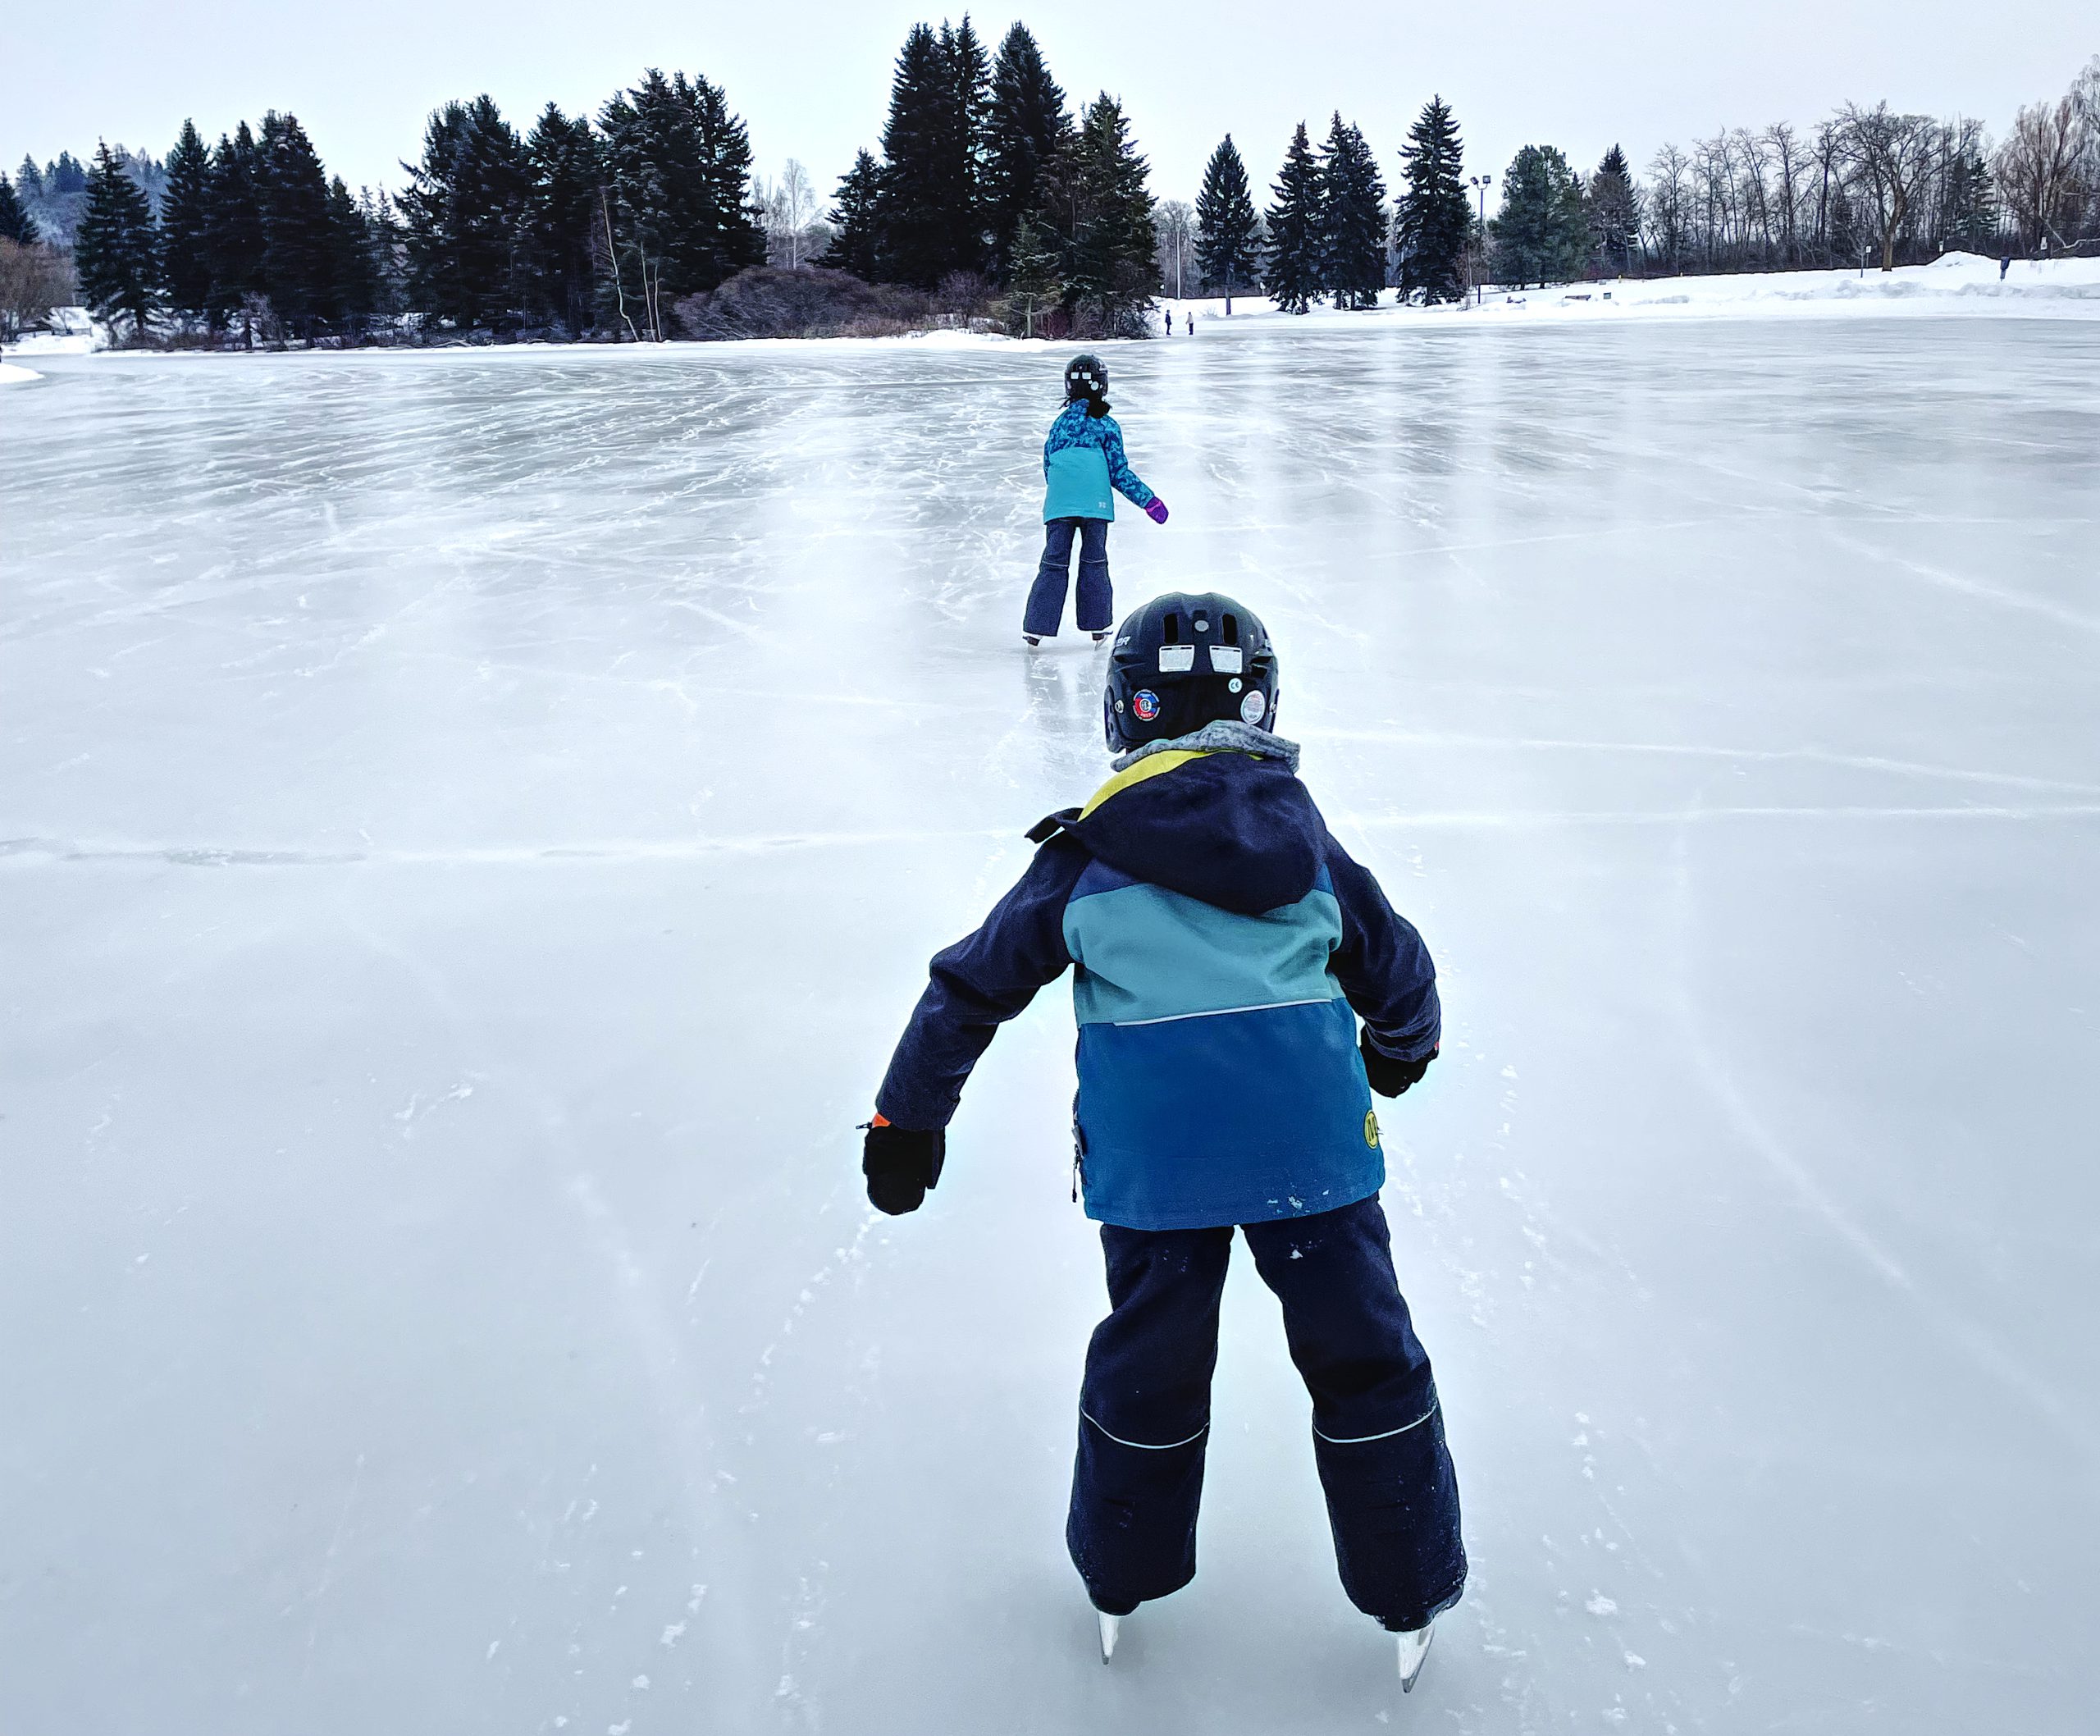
[1064,353,1108,403]
[1103,592,1281,752]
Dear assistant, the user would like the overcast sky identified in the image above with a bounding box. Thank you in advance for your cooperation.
[10,2,2093,208]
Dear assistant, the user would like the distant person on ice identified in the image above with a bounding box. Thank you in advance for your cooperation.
[861,594,1465,1687]
[1022,355,1168,647]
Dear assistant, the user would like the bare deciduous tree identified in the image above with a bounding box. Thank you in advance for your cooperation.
[1644,144,1691,272]
[1838,103,1939,270]
[756,160,822,271]
[0,240,76,341]
[1153,199,1194,299]
[1994,97,2084,250]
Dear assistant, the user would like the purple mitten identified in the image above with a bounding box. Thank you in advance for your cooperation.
[1145,498,1169,524]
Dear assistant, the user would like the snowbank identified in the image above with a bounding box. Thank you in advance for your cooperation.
[0,360,43,385]
[1161,252,2100,331]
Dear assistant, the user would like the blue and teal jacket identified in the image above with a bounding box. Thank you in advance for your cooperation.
[876,724,1440,1231]
[1043,400,1157,523]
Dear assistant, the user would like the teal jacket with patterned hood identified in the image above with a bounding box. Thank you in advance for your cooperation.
[875,722,1441,1231]
[1042,400,1157,523]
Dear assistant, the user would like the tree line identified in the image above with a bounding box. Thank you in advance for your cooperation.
[824,19,1159,337]
[4,34,2097,347]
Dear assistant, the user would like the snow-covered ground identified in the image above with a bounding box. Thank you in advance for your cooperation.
[1163,249,2100,330]
[2,318,2096,1734]
[0,359,41,385]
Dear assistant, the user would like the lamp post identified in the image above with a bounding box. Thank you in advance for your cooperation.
[1468,175,1493,307]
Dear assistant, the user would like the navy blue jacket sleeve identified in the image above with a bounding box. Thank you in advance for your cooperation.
[874,837,1087,1129]
[1325,835,1441,1062]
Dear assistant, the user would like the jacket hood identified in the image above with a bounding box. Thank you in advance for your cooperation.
[1045,737,1323,916]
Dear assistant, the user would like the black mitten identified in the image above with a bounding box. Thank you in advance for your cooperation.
[862,1121,947,1216]
[1360,1033,1436,1099]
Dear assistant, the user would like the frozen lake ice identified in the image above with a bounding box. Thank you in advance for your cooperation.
[3,315,2098,1734]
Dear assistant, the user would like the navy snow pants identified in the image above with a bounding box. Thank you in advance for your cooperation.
[1067,1196,1466,1629]
[1025,517,1112,637]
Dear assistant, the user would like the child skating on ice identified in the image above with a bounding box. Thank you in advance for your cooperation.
[862,592,1466,1686]
[1024,355,1170,647]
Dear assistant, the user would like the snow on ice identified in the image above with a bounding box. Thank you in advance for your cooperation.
[2,305,2097,1734]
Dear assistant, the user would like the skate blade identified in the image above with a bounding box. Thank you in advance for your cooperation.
[1395,1622,1434,1692]
[1098,1610,1121,1664]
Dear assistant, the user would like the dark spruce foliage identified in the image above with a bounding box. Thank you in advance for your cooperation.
[73,141,162,343]
[826,149,887,281]
[0,172,38,244]
[258,112,337,340]
[399,96,532,330]
[158,121,213,320]
[598,68,765,327]
[1491,144,1591,286]
[873,21,987,287]
[1265,121,1324,313]
[1588,144,1640,275]
[984,22,1069,280]
[1194,135,1260,306]
[205,123,268,336]
[1395,95,1469,304]
[524,104,605,335]
[1320,114,1388,308]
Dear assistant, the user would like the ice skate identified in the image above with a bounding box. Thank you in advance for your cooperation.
[1096,1609,1121,1663]
[1393,1621,1434,1692]
[1092,629,1110,643]
[1022,632,1042,646]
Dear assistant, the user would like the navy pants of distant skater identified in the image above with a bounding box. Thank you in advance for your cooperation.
[1068,1197,1467,1629]
[1025,517,1112,637]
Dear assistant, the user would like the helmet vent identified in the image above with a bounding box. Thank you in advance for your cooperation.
[1162,613,1183,645]
[1221,613,1239,646]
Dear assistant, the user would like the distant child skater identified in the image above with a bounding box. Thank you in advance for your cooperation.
[1024,355,1169,647]
[863,593,1465,1686]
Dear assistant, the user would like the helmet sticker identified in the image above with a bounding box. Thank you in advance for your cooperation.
[1209,646,1244,674]
[1239,690,1267,724]
[1132,690,1162,722]
[1157,646,1194,673]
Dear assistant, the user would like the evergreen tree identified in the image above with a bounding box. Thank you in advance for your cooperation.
[1394,95,1469,304]
[1194,135,1260,309]
[524,104,604,334]
[1004,211,1062,335]
[0,174,37,244]
[1265,121,1325,313]
[945,14,992,267]
[204,125,268,338]
[598,70,763,327]
[325,177,381,336]
[74,141,162,344]
[1061,94,1158,336]
[158,121,212,322]
[1490,144,1590,286]
[399,96,532,330]
[873,22,986,287]
[1945,144,1997,252]
[1587,144,1640,275]
[984,22,1069,279]
[258,112,336,340]
[827,149,887,281]
[1321,115,1388,308]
